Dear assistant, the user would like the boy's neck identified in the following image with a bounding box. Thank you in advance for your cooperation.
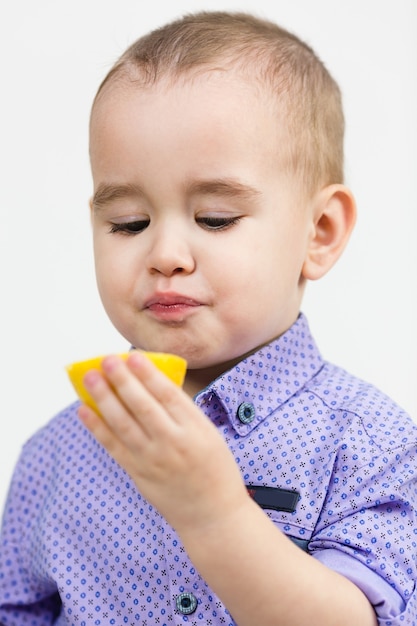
[183,365,231,398]
[182,333,284,398]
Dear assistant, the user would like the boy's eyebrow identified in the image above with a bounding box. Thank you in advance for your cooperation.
[92,178,261,209]
[185,178,261,200]
[92,183,142,209]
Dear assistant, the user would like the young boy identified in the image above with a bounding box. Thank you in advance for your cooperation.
[1,10,416,626]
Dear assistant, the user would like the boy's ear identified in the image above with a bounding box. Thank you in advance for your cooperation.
[302,184,356,281]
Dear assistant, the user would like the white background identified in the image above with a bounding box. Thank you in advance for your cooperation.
[0,0,416,512]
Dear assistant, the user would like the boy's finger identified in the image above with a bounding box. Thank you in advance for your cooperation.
[125,351,200,425]
[77,403,132,460]
[78,403,153,481]
[99,354,185,433]
[83,366,156,442]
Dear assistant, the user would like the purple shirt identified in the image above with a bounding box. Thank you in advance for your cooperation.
[1,313,416,625]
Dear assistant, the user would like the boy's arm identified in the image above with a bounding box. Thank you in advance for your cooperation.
[0,444,62,623]
[179,496,378,626]
[79,352,377,626]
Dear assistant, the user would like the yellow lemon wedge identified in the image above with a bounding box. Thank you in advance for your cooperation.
[66,351,187,414]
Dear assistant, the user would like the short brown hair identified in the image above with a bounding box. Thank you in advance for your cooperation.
[92,11,344,194]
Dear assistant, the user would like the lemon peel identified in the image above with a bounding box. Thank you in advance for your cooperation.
[66,351,187,414]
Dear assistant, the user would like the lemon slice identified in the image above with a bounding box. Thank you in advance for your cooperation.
[66,351,187,413]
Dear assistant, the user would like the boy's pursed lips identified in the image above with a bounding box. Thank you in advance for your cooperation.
[144,292,202,308]
[143,292,203,319]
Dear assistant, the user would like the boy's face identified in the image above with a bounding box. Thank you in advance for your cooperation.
[89,71,315,387]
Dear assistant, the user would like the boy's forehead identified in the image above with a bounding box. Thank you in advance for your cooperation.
[89,66,297,192]
[90,70,291,162]
[92,62,284,119]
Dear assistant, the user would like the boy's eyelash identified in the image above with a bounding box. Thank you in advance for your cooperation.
[108,216,240,235]
[108,220,150,235]
[196,216,241,230]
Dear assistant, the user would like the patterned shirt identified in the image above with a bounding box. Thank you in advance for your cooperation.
[1,313,416,625]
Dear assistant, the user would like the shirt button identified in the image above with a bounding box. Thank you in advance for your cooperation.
[176,592,198,615]
[237,402,256,424]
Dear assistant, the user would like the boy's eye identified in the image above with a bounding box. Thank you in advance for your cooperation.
[109,220,150,235]
[196,216,241,230]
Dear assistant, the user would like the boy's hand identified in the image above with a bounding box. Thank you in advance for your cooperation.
[78,352,248,534]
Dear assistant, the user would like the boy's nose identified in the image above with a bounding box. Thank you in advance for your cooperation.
[145,227,196,276]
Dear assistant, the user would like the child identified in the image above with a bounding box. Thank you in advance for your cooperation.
[1,10,416,626]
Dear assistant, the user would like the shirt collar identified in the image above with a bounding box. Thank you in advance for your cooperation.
[194,313,324,436]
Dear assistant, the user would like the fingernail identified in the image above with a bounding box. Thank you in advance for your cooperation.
[101,355,121,374]
[83,370,101,389]
[127,351,144,367]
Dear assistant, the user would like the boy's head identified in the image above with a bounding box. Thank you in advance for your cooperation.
[92,11,344,196]
[89,11,355,388]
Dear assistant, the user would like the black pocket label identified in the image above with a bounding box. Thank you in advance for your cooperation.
[246,485,300,513]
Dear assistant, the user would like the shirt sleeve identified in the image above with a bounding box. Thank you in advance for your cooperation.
[309,441,417,625]
[0,440,62,625]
